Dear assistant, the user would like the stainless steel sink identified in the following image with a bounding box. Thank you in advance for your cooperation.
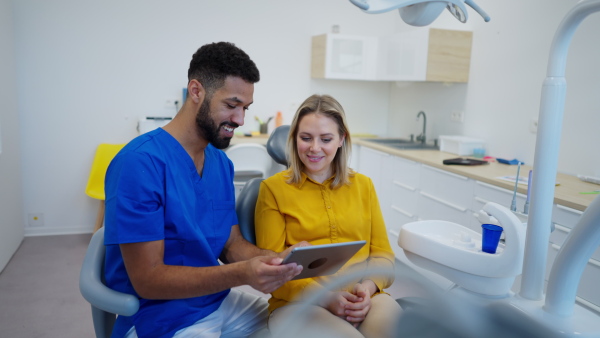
[363,138,439,150]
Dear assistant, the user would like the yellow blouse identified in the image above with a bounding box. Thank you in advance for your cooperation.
[255,170,395,313]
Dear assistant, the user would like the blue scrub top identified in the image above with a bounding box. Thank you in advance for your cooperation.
[104,128,238,338]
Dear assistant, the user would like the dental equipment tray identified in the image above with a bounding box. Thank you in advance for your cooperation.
[443,158,489,166]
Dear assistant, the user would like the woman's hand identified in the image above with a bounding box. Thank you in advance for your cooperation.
[277,241,311,260]
[319,290,362,318]
[344,280,378,327]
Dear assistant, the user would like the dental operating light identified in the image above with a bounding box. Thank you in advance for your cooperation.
[349,0,490,26]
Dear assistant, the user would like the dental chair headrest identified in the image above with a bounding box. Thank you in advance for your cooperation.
[267,125,290,167]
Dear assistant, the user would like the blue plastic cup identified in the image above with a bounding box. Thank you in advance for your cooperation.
[481,224,503,254]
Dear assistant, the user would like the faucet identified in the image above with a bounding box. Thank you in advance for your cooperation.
[416,111,426,144]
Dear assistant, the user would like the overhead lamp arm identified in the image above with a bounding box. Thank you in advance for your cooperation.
[349,0,490,26]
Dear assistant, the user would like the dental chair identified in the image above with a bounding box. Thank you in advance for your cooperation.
[237,125,290,244]
[234,126,289,338]
[225,143,273,199]
[79,127,290,337]
[266,125,290,168]
[79,227,139,338]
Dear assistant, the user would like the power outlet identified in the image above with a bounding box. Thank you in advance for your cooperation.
[28,213,44,227]
[530,118,538,133]
[450,111,464,122]
[164,99,179,109]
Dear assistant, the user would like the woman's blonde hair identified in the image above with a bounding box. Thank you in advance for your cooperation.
[286,94,354,189]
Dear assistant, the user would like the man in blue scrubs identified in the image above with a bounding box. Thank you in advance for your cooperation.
[103,42,303,337]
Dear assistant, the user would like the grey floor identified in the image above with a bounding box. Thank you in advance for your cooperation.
[0,234,94,338]
[0,234,420,338]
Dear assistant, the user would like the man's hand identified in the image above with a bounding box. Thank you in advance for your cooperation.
[244,256,303,294]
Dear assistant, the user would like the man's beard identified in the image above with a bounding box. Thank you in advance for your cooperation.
[195,98,238,149]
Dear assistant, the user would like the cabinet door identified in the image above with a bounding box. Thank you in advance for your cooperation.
[549,205,600,262]
[378,29,428,81]
[357,147,384,192]
[311,34,378,80]
[390,156,421,226]
[418,165,473,225]
[312,29,471,82]
[472,181,527,214]
[357,147,393,225]
[470,181,527,233]
[378,28,472,82]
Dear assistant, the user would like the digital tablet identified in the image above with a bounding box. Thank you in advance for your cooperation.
[281,240,366,280]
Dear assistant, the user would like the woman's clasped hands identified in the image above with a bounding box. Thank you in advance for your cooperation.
[320,280,378,328]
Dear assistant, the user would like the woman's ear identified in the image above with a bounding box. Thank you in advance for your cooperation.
[339,133,346,148]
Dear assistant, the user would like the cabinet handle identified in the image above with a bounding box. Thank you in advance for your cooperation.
[392,205,414,218]
[420,191,467,212]
[474,196,490,204]
[556,204,584,216]
[424,165,469,181]
[553,223,570,234]
[576,296,600,314]
[365,147,390,157]
[549,243,600,267]
[393,180,416,192]
[476,181,527,198]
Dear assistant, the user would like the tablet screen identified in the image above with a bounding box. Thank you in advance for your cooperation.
[282,240,366,280]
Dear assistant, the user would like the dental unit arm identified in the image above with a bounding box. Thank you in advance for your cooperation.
[519,0,600,319]
[347,0,600,334]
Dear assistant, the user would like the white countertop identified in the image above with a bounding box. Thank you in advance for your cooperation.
[356,138,597,212]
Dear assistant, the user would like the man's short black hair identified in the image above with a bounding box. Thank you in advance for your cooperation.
[188,42,260,95]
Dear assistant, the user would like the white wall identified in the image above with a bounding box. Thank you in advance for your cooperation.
[0,0,24,271]
[11,0,397,235]
[10,0,600,236]
[388,0,600,178]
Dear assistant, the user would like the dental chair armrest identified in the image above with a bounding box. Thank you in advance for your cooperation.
[79,227,139,316]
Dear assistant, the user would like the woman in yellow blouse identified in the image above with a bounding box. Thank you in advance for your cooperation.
[255,94,401,337]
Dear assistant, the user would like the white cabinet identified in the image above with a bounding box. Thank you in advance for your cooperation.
[356,147,393,225]
[311,34,379,80]
[390,156,421,226]
[359,144,600,311]
[418,165,474,226]
[311,29,473,82]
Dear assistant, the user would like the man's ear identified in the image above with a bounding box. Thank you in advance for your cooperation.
[187,79,205,104]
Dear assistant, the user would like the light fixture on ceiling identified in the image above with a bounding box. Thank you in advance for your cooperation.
[349,0,490,26]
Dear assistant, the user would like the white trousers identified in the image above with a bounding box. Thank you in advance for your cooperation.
[125,289,268,338]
